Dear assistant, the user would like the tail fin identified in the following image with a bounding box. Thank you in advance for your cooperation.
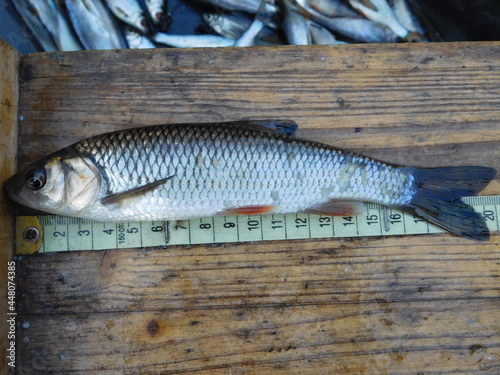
[407,166,496,241]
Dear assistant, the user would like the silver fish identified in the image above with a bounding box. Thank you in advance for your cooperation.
[12,0,58,51]
[104,0,148,34]
[197,0,278,16]
[234,0,274,47]
[309,22,346,44]
[144,0,165,25]
[5,121,496,240]
[293,1,397,43]
[388,0,425,35]
[124,27,156,48]
[203,13,282,45]
[348,0,408,38]
[282,0,311,45]
[309,0,359,18]
[13,0,82,51]
[66,0,125,50]
[153,32,235,48]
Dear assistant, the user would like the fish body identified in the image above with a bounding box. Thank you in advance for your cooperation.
[309,22,345,44]
[66,0,126,50]
[388,0,426,36]
[348,0,408,38]
[198,0,278,15]
[309,0,359,18]
[282,0,311,45]
[124,27,156,48]
[144,0,165,24]
[153,32,235,48]
[5,121,495,240]
[203,13,282,44]
[292,0,397,43]
[104,0,148,34]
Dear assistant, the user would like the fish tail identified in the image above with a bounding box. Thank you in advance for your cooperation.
[406,166,496,240]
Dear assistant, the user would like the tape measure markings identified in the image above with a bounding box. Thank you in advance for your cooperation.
[15,195,500,254]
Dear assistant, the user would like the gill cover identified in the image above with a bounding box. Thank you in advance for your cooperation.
[5,152,101,217]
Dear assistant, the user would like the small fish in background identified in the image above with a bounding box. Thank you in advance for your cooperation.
[13,0,82,51]
[195,0,279,16]
[309,21,347,45]
[144,0,167,26]
[104,0,149,34]
[14,0,433,50]
[234,0,276,47]
[309,0,359,18]
[388,0,427,41]
[291,0,397,43]
[153,32,235,47]
[124,26,156,48]
[348,0,409,39]
[66,0,127,50]
[5,120,496,241]
[281,0,311,45]
[202,13,284,45]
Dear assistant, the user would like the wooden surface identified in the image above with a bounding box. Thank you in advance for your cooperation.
[15,42,500,374]
[0,40,20,375]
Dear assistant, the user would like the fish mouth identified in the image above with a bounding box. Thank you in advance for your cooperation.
[4,172,26,205]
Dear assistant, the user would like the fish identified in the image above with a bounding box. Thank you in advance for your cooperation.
[309,0,359,18]
[104,0,149,34]
[66,0,126,50]
[152,32,235,47]
[144,0,166,25]
[282,0,311,45]
[197,0,278,16]
[348,0,408,38]
[309,22,346,44]
[124,27,156,48]
[292,0,397,43]
[202,13,283,45]
[12,0,59,51]
[389,0,422,33]
[234,0,275,47]
[5,120,496,241]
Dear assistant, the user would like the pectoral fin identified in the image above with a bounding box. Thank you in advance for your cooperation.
[305,200,365,216]
[100,175,174,206]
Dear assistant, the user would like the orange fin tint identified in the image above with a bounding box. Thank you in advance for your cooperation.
[305,201,365,216]
[219,205,275,215]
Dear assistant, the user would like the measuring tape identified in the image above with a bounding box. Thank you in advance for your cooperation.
[15,196,500,254]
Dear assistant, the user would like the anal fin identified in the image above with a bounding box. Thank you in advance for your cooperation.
[305,200,365,216]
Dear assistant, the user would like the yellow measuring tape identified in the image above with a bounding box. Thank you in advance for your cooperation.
[15,196,500,254]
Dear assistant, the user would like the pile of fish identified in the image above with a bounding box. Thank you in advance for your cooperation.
[13,0,431,51]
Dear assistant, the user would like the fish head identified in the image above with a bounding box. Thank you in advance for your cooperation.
[5,151,101,217]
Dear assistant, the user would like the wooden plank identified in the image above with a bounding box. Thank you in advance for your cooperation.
[0,40,20,375]
[15,42,500,373]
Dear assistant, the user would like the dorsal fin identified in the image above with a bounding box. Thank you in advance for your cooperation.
[235,120,298,137]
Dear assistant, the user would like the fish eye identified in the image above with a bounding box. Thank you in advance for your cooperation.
[156,12,163,20]
[25,168,46,190]
[141,18,148,27]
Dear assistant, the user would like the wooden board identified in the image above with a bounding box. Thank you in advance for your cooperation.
[14,42,500,374]
[0,40,20,375]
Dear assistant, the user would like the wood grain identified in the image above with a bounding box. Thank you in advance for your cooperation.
[0,40,20,375]
[14,42,500,374]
